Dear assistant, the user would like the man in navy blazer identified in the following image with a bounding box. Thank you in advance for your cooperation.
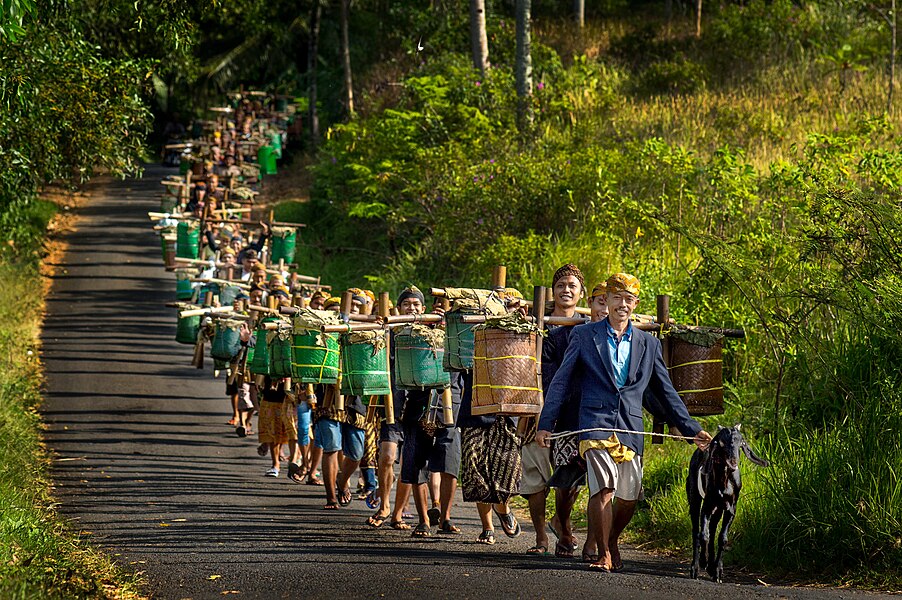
[537,273,712,572]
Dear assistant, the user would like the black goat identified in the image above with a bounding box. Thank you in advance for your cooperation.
[686,424,769,583]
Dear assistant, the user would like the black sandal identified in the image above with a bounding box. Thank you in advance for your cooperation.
[437,520,461,535]
[476,530,496,545]
[411,523,432,538]
[492,507,522,538]
[337,487,352,507]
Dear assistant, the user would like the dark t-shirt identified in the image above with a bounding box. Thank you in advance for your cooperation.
[542,323,585,432]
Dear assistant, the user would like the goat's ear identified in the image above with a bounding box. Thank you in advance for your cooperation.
[735,423,741,431]
[742,442,770,467]
[717,425,724,431]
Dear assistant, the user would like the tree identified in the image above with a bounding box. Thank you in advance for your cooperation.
[574,0,584,28]
[470,0,489,75]
[515,0,533,131]
[308,0,322,147]
[339,0,354,117]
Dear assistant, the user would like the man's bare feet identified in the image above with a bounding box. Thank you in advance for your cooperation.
[609,538,623,571]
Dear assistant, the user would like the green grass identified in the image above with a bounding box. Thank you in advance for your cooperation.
[0,202,143,599]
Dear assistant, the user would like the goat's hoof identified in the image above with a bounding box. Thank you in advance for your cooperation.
[689,567,698,580]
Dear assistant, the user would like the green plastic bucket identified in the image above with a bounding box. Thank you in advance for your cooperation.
[340,334,391,396]
[291,331,339,384]
[270,132,282,159]
[443,311,478,371]
[270,227,297,264]
[257,146,277,176]
[176,221,199,259]
[268,329,293,378]
[175,315,200,345]
[394,326,450,390]
[211,319,243,361]
[179,157,190,175]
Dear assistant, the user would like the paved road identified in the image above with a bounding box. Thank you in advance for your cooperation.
[41,166,888,600]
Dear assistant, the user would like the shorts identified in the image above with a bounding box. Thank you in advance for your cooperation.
[297,401,312,446]
[237,383,256,412]
[519,441,552,495]
[314,418,365,462]
[585,448,643,501]
[400,422,461,485]
[226,378,239,396]
[379,421,404,445]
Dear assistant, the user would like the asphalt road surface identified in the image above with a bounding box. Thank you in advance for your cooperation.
[41,166,890,600]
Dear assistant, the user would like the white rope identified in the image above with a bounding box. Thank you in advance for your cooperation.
[545,427,697,442]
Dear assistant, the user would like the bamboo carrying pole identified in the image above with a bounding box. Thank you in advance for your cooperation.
[378,292,395,425]
[441,388,454,427]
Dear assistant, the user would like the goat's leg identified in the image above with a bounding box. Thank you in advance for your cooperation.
[706,508,723,580]
[710,507,735,583]
[698,504,713,571]
[689,495,702,579]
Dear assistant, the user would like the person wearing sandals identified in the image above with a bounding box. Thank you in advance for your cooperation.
[458,289,527,545]
[394,285,463,538]
[256,375,299,478]
[521,264,587,557]
[537,273,712,572]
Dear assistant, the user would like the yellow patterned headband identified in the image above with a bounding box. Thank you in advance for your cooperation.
[605,273,640,297]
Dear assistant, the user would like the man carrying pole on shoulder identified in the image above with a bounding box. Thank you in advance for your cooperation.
[536,273,712,573]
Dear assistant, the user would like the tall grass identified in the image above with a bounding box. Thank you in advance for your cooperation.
[0,203,142,598]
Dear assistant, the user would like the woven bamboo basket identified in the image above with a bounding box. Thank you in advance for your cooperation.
[291,330,340,384]
[394,325,450,390]
[248,317,280,375]
[340,333,390,397]
[268,328,293,378]
[443,310,478,371]
[472,329,543,416]
[668,337,724,416]
[210,319,243,361]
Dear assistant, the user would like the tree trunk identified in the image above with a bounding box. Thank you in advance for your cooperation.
[470,0,489,75]
[515,0,533,132]
[890,0,897,114]
[340,0,354,117]
[574,0,584,28]
[308,0,322,149]
[695,0,702,38]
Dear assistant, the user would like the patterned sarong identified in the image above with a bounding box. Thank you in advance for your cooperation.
[460,417,521,504]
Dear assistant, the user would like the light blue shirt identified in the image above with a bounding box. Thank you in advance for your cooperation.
[605,319,632,388]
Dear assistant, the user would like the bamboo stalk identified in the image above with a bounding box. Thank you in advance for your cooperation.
[190,277,251,289]
[378,291,395,425]
[441,387,454,427]
[381,314,443,325]
[179,306,235,318]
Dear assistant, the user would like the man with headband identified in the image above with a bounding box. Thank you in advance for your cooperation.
[537,273,712,573]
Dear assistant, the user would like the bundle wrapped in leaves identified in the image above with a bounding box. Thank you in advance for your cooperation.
[475,312,543,335]
[443,287,506,316]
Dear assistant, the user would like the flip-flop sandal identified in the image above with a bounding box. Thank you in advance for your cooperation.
[427,507,441,527]
[288,472,304,484]
[236,426,247,438]
[390,520,411,530]
[611,562,625,573]
[411,523,432,538]
[555,540,575,558]
[526,545,550,555]
[492,507,522,538]
[306,476,324,486]
[476,530,496,545]
[367,513,389,528]
[337,487,352,507]
[582,551,600,563]
[402,512,414,520]
[587,562,612,572]
[437,520,461,535]
[227,418,239,426]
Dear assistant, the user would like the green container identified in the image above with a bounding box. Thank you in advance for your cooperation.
[219,285,242,307]
[195,282,220,304]
[176,221,199,259]
[257,145,277,176]
[179,157,190,175]
[175,274,194,300]
[340,335,391,396]
[211,319,243,361]
[248,317,277,375]
[245,344,255,366]
[291,331,339,384]
[269,330,293,378]
[394,327,450,390]
[270,132,282,159]
[175,315,200,345]
[270,227,297,264]
[443,311,478,371]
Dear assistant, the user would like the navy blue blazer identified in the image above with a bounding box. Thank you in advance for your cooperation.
[538,319,702,456]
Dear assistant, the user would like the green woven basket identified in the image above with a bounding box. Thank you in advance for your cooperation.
[211,319,243,361]
[248,317,279,375]
[394,326,450,390]
[443,311,478,371]
[175,315,200,345]
[176,221,199,259]
[291,330,339,384]
[175,274,194,300]
[340,333,390,396]
[268,328,293,378]
[270,227,297,264]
